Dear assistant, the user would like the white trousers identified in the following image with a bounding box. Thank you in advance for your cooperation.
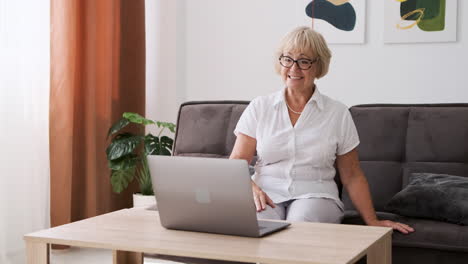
[257,198,344,223]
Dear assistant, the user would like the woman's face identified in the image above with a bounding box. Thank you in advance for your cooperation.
[279,50,317,91]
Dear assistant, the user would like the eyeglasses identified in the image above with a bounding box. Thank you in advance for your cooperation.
[279,55,318,70]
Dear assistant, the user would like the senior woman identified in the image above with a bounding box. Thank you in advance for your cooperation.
[229,26,414,234]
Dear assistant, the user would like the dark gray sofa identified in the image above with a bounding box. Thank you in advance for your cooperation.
[171,101,468,264]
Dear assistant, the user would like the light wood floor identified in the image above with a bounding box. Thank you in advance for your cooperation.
[50,247,183,264]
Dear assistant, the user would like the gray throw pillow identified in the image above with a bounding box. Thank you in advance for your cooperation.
[385,173,468,225]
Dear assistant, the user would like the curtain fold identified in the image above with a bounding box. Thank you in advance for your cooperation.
[50,0,146,228]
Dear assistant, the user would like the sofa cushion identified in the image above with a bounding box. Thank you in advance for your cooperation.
[173,101,249,157]
[406,107,468,162]
[342,161,402,211]
[350,107,408,161]
[343,211,468,252]
[224,104,251,155]
[385,173,468,225]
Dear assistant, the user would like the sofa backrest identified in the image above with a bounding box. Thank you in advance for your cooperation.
[343,104,468,212]
[174,102,468,213]
[173,101,250,159]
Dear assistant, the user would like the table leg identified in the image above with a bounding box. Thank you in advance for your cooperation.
[366,233,391,264]
[113,250,143,264]
[26,241,49,264]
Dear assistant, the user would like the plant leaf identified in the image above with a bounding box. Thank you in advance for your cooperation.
[106,134,144,160]
[123,112,155,125]
[156,121,176,133]
[158,136,173,155]
[108,154,138,170]
[160,136,173,146]
[144,134,159,155]
[107,118,130,138]
[110,167,135,193]
[158,148,171,156]
[136,155,154,195]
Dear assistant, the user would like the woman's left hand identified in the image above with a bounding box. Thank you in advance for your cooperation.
[368,220,415,234]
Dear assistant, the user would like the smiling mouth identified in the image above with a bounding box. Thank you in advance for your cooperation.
[288,75,304,80]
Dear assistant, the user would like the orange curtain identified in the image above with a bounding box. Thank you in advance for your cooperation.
[50,0,145,228]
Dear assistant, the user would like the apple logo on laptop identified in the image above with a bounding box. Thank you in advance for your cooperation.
[195,189,211,204]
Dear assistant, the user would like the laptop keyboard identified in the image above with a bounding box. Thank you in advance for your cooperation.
[258,220,274,230]
[258,220,290,235]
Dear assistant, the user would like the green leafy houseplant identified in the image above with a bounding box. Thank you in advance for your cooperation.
[106,112,176,195]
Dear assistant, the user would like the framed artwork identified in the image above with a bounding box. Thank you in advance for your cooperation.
[296,0,366,44]
[384,0,458,43]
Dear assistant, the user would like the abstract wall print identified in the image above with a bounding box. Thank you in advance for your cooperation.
[384,0,458,43]
[297,0,366,44]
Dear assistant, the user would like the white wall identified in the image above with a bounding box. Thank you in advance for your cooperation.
[146,0,186,128]
[0,0,50,263]
[147,0,468,123]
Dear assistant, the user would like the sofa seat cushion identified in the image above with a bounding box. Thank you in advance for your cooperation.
[343,211,468,253]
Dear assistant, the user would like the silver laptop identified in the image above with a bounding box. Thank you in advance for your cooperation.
[148,156,290,237]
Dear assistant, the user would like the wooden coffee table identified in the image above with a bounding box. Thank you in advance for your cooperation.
[24,208,391,264]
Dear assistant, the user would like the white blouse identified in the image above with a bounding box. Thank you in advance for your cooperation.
[234,87,360,210]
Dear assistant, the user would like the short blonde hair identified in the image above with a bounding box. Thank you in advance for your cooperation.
[275,26,331,79]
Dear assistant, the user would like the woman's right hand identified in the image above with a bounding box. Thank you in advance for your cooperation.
[251,180,276,212]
